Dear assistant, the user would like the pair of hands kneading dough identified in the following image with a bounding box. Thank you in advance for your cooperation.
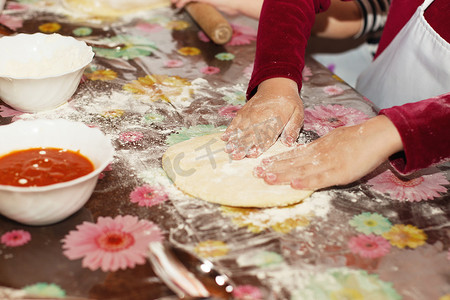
[162,132,313,208]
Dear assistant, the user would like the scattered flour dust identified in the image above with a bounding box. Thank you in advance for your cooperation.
[17,90,148,122]
[127,77,209,109]
[216,83,247,95]
[16,0,167,25]
[138,167,191,199]
[176,77,209,108]
[233,191,332,229]
[78,90,151,113]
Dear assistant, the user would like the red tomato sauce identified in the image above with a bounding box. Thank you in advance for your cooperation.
[0,147,94,187]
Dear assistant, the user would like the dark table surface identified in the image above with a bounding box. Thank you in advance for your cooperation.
[0,1,449,299]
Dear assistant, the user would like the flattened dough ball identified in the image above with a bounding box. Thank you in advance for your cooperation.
[162,133,313,207]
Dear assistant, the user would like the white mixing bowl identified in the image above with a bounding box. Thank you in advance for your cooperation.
[0,33,94,113]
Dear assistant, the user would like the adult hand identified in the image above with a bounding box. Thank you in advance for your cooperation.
[171,0,262,19]
[254,115,403,190]
[171,0,240,15]
[221,77,304,160]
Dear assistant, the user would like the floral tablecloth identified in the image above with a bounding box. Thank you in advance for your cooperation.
[0,1,449,299]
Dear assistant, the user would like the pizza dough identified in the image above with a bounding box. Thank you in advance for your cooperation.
[62,0,170,17]
[162,133,313,207]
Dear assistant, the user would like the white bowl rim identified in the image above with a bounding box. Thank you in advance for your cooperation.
[0,33,95,79]
[0,119,114,193]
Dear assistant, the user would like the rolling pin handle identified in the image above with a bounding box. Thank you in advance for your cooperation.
[185,2,233,45]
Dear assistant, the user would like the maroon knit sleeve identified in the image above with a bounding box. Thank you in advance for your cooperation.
[246,0,331,99]
[379,93,450,175]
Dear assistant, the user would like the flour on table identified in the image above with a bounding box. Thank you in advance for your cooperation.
[138,167,191,199]
[162,132,314,207]
[61,0,170,17]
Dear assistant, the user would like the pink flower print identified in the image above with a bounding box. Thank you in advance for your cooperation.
[119,131,144,143]
[1,230,31,247]
[198,23,256,46]
[135,21,163,33]
[130,184,168,207]
[303,104,370,136]
[198,31,210,42]
[218,105,242,118]
[164,59,184,68]
[323,85,344,96]
[0,15,23,31]
[232,285,263,300]
[5,2,28,10]
[0,105,24,120]
[348,234,391,258]
[302,66,313,81]
[200,66,220,75]
[367,169,448,202]
[62,215,163,272]
[226,24,257,46]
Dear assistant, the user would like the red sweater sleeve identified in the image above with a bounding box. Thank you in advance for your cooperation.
[379,93,450,175]
[246,0,331,99]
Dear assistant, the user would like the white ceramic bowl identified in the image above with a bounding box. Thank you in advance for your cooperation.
[0,33,94,113]
[0,119,114,225]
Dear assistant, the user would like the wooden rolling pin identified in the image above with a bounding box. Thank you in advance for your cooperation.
[185,2,233,45]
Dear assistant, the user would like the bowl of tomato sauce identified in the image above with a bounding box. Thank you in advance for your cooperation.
[0,119,114,225]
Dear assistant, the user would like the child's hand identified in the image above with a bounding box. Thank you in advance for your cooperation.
[221,78,304,160]
[254,115,404,190]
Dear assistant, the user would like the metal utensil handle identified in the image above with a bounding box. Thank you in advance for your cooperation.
[148,242,210,299]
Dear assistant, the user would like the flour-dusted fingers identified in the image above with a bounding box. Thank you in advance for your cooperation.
[223,77,304,159]
[261,146,349,189]
[230,119,284,159]
[259,115,404,190]
[290,170,339,190]
[228,130,268,159]
[223,108,283,159]
[280,104,304,147]
[246,145,263,158]
[260,154,319,185]
[259,143,311,168]
[221,109,245,142]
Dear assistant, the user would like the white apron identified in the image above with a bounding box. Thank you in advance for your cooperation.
[356,0,450,109]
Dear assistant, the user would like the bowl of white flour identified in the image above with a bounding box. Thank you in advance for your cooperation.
[0,33,94,113]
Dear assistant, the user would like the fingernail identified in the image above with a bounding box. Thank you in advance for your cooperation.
[261,158,272,165]
[224,142,234,153]
[248,147,256,156]
[248,146,262,158]
[290,179,303,189]
[285,136,295,146]
[265,172,277,182]
[231,151,246,160]
[253,166,266,178]
[221,132,229,141]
